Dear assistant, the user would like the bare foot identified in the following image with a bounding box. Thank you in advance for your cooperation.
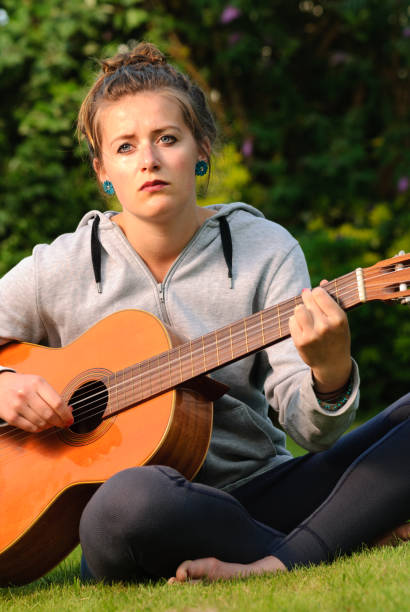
[372,523,410,548]
[168,555,287,583]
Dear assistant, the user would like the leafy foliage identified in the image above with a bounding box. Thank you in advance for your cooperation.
[0,0,409,409]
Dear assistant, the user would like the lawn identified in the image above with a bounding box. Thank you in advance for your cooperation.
[0,545,409,611]
[1,427,409,611]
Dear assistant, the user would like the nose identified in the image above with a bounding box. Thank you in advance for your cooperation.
[138,143,160,172]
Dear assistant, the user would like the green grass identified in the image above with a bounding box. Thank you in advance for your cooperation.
[1,545,409,611]
[2,421,408,611]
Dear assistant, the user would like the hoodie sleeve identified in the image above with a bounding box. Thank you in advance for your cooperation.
[262,243,360,452]
[0,250,47,352]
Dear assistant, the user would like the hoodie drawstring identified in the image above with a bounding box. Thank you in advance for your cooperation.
[218,216,233,288]
[91,216,102,293]
[90,214,234,293]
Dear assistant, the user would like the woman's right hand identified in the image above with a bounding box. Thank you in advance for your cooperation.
[0,371,73,432]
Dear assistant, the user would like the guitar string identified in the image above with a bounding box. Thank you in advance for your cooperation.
[55,261,410,409]
[0,265,409,458]
[7,262,402,412]
[0,265,407,456]
[1,262,408,456]
[0,277,408,463]
[0,274,362,452]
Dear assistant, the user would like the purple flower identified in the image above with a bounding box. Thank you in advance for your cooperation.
[397,176,409,193]
[241,138,253,157]
[228,32,242,45]
[403,27,410,38]
[329,51,350,67]
[220,6,242,24]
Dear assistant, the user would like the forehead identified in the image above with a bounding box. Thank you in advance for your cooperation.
[98,91,188,137]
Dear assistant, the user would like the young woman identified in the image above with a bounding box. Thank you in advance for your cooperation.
[0,43,408,583]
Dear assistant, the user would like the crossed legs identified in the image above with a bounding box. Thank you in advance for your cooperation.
[79,393,410,582]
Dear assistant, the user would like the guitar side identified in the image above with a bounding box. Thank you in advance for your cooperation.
[0,310,213,586]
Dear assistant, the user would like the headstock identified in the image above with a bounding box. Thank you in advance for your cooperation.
[363,252,410,304]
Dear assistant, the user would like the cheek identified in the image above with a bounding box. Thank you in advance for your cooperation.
[175,151,197,183]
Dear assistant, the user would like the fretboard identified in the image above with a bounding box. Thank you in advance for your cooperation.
[103,269,360,417]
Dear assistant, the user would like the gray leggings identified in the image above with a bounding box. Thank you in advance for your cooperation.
[79,393,410,581]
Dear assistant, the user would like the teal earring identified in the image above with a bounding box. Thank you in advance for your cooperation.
[103,180,115,195]
[195,160,208,176]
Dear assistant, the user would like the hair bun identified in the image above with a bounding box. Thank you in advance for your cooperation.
[101,42,167,74]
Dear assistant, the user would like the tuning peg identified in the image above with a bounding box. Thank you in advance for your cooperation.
[395,251,410,304]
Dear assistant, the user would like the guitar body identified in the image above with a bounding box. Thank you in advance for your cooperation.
[0,310,213,586]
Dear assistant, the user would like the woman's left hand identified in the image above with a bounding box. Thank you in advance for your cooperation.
[288,283,352,393]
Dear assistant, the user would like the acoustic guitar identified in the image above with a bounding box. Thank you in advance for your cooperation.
[0,253,409,586]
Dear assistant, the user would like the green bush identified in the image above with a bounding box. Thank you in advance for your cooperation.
[0,0,408,410]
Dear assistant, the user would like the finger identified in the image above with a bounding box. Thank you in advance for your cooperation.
[301,288,328,319]
[22,385,65,429]
[36,379,73,427]
[292,303,315,332]
[309,287,345,321]
[3,406,46,433]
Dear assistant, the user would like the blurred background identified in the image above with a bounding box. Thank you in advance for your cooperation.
[0,0,409,412]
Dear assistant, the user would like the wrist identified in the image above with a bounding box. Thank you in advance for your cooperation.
[313,369,354,412]
[312,361,352,395]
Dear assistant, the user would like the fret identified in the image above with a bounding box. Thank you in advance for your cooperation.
[212,327,232,365]
[244,312,263,352]
[260,312,265,345]
[167,349,172,387]
[230,320,249,358]
[178,341,193,382]
[178,346,183,383]
[189,339,194,377]
[138,361,143,403]
[244,318,249,353]
[131,363,136,404]
[115,371,119,411]
[201,336,207,371]
[187,337,204,378]
[215,330,220,366]
[122,368,128,408]
[156,352,167,392]
[277,304,282,338]
[334,279,340,305]
[139,358,152,399]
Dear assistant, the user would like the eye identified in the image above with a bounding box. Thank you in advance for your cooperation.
[159,134,177,145]
[117,143,133,153]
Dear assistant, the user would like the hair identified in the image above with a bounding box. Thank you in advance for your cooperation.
[77,42,217,167]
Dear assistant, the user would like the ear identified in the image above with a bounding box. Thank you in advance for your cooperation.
[93,157,107,184]
[199,137,211,163]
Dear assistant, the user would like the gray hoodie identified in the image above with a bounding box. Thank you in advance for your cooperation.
[0,203,359,491]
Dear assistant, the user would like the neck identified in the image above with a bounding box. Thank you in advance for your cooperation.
[114,206,215,282]
[101,268,362,419]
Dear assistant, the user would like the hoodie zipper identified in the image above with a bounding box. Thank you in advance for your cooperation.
[157,282,171,324]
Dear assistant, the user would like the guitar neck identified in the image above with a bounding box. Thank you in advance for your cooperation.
[104,269,361,417]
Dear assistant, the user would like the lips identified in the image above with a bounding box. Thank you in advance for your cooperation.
[140,180,168,192]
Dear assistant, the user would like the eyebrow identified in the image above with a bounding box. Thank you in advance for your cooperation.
[110,125,183,147]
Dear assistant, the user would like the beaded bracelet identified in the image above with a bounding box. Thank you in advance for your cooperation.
[316,377,353,412]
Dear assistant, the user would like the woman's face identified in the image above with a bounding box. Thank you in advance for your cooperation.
[94,91,205,225]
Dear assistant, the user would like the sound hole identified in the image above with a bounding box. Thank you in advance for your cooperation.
[68,379,108,434]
